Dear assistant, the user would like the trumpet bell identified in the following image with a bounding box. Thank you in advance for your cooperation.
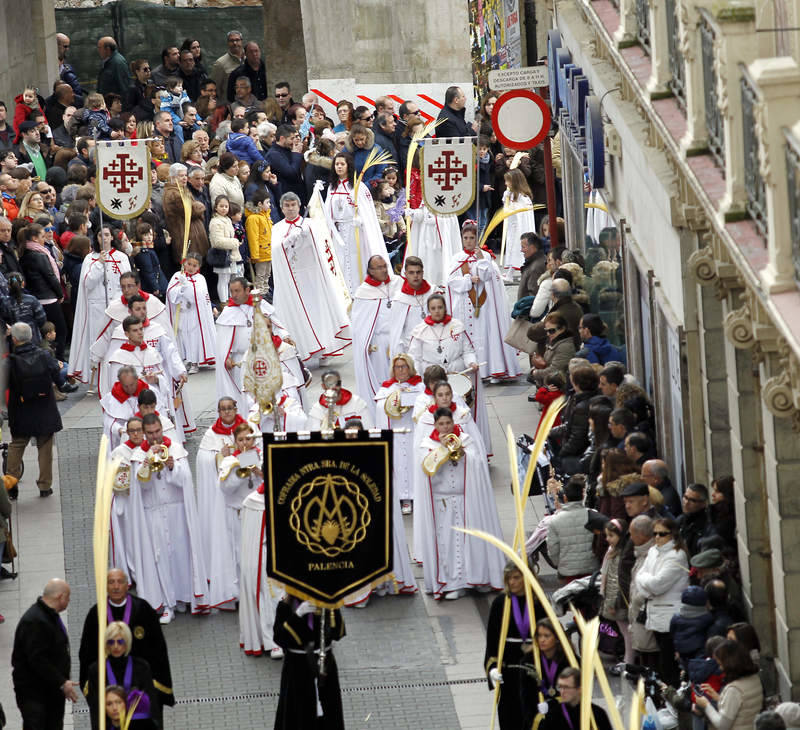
[384,390,411,419]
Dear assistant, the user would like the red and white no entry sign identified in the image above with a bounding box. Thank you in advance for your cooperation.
[491,89,551,151]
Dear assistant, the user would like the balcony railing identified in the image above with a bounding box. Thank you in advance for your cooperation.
[635,0,651,54]
[786,131,800,283]
[665,0,686,109]
[700,14,725,173]
[741,72,768,238]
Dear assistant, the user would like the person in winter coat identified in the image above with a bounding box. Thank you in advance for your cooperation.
[597,450,641,521]
[533,371,565,438]
[670,585,714,667]
[436,86,473,138]
[208,195,243,303]
[0,272,45,344]
[576,313,626,366]
[226,118,265,166]
[131,220,168,298]
[548,365,600,475]
[243,189,272,294]
[678,483,718,557]
[529,312,576,385]
[599,518,629,660]
[546,474,599,582]
[162,163,210,267]
[695,639,764,730]
[209,152,244,209]
[264,124,305,203]
[344,124,385,185]
[633,516,689,686]
[626,515,657,665]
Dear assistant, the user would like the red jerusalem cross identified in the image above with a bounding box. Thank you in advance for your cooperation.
[428,150,468,191]
[253,359,270,377]
[103,153,143,194]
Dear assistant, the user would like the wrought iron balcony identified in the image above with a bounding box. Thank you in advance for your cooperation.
[700,12,725,173]
[740,71,768,238]
[635,0,651,54]
[665,0,686,109]
[786,131,800,283]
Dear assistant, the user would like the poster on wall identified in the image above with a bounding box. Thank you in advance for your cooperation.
[470,0,522,105]
[504,0,522,67]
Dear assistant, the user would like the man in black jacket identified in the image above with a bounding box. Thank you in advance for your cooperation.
[677,483,717,557]
[374,112,399,163]
[436,86,474,138]
[226,42,268,102]
[264,124,305,203]
[6,322,63,499]
[12,578,78,728]
[154,111,182,164]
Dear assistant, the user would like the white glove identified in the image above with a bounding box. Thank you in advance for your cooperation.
[411,207,426,223]
[352,215,363,229]
[296,601,316,617]
[489,667,503,685]
[538,702,549,715]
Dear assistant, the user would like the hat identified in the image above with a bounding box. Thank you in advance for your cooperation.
[775,703,800,730]
[690,548,724,569]
[620,481,649,497]
[681,585,707,607]
[19,120,39,133]
[584,509,610,532]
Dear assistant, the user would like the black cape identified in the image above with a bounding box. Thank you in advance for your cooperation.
[484,593,540,730]
[273,600,346,730]
[538,699,613,730]
[79,595,174,707]
[86,654,156,730]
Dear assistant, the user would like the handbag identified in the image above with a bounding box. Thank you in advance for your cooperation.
[504,317,537,354]
[206,246,231,268]
[597,619,624,656]
[3,527,17,560]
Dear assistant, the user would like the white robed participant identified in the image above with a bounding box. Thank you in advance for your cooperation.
[306,372,373,430]
[215,423,263,606]
[239,483,282,658]
[447,221,521,383]
[108,417,145,580]
[499,170,538,278]
[107,317,172,415]
[324,152,389,294]
[93,297,194,436]
[407,293,491,455]
[247,397,306,433]
[407,205,461,289]
[67,230,131,383]
[166,253,217,370]
[351,255,401,408]
[131,414,209,623]
[388,256,434,359]
[271,191,350,362]
[99,367,151,449]
[134,388,181,446]
[215,277,304,414]
[195,398,245,609]
[417,407,504,599]
[92,272,173,372]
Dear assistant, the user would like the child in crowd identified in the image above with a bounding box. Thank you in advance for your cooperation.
[41,321,74,400]
[382,165,401,193]
[599,518,629,662]
[131,220,168,299]
[229,201,250,278]
[13,85,44,143]
[670,585,714,668]
[84,93,113,140]
[533,371,565,437]
[472,136,494,233]
[501,168,537,279]
[158,77,190,143]
[244,190,272,296]
[373,180,405,241]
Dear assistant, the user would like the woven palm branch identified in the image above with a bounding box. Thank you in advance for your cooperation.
[479,203,545,249]
[353,147,396,200]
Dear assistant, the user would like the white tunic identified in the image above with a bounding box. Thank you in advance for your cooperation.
[417,429,505,596]
[407,207,461,289]
[271,215,351,361]
[67,250,131,383]
[388,281,434,359]
[100,386,141,449]
[108,441,136,580]
[247,396,307,433]
[166,271,217,365]
[306,390,373,430]
[129,440,208,612]
[106,343,171,415]
[351,276,402,408]
[501,192,537,275]
[239,489,281,655]
[324,179,390,294]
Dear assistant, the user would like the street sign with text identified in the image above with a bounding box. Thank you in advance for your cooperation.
[488,66,548,91]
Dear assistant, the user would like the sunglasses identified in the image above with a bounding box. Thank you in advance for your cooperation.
[141,67,151,72]
[44,226,56,232]
[683,496,705,503]
[275,92,289,98]
[653,530,671,537]
[545,328,558,334]
[106,638,127,646]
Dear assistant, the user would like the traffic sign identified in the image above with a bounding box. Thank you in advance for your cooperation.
[488,65,548,91]
[491,89,551,150]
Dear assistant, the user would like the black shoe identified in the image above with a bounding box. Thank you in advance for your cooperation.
[59,383,79,393]
[0,567,17,580]
[8,486,18,501]
[39,488,53,497]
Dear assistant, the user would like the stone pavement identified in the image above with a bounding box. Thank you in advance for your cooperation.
[0,326,628,729]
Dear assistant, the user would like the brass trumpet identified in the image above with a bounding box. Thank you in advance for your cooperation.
[235,463,260,479]
[422,433,465,476]
[383,390,411,418]
[441,432,465,463]
[137,443,170,482]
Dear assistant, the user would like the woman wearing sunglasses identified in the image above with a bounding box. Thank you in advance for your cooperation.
[529,312,576,386]
[632,516,688,686]
[85,621,156,729]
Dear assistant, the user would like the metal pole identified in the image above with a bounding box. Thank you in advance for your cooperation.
[94,131,109,307]
[543,136,559,248]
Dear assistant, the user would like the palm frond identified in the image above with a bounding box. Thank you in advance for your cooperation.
[479,204,543,248]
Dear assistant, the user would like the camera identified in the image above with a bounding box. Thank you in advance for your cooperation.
[622,664,664,702]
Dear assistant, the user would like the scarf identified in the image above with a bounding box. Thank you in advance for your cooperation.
[120,342,147,352]
[123,439,140,450]
[430,424,462,440]
[401,278,431,295]
[363,274,387,287]
[423,314,452,326]
[428,401,457,414]
[140,436,171,451]
[26,239,60,283]
[211,414,246,435]
[227,294,254,307]
[381,375,422,388]
[110,378,148,403]
[121,290,149,306]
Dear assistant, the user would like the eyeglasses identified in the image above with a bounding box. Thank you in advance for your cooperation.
[275,92,289,98]
[141,67,151,72]
[361,115,374,121]
[653,530,671,537]
[106,638,127,647]
[557,684,576,690]
[545,328,558,334]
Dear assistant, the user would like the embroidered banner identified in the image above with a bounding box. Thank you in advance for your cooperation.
[263,430,394,607]
[420,137,476,216]
[95,140,151,219]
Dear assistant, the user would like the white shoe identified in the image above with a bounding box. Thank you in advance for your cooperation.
[159,607,174,624]
[444,590,463,600]
[175,601,188,613]
[187,363,199,374]
[270,647,284,660]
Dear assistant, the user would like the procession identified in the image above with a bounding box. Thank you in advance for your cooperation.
[0,2,794,729]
